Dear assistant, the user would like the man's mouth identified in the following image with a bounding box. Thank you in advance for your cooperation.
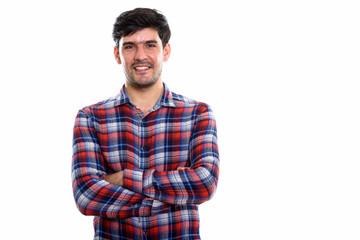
[134,66,150,70]
[132,62,154,71]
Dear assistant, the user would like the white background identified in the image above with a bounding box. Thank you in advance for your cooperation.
[1,0,359,239]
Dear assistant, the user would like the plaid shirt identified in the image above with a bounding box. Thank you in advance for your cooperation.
[72,83,219,239]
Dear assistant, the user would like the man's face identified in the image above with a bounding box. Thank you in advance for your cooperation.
[114,28,171,89]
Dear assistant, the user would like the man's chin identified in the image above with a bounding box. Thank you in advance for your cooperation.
[127,78,159,89]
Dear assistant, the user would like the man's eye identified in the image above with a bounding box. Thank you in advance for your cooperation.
[124,45,134,50]
[147,44,156,48]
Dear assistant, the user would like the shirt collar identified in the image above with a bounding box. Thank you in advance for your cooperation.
[114,83,176,108]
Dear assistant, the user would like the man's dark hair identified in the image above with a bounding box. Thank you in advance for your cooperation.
[112,8,171,48]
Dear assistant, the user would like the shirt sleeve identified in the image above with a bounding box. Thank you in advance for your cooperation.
[123,105,220,205]
[72,110,171,218]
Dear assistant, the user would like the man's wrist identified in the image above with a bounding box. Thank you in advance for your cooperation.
[104,171,124,186]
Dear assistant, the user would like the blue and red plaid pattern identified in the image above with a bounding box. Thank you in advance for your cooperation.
[72,83,219,239]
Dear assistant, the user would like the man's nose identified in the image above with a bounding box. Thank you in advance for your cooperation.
[135,47,147,61]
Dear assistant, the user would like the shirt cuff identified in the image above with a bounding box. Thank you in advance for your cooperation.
[123,169,144,194]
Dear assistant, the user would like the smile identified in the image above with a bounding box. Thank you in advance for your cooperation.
[132,62,154,71]
[134,66,150,70]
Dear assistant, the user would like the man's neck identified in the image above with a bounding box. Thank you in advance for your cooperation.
[125,80,164,113]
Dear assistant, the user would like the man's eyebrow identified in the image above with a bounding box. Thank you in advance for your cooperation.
[122,40,159,46]
[144,40,159,44]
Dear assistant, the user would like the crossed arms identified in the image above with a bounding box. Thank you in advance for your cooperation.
[71,105,219,219]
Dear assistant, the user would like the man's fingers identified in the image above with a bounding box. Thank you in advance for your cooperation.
[177,167,190,170]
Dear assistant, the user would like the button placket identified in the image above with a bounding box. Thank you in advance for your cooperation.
[139,117,145,169]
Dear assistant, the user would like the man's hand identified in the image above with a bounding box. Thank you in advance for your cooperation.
[177,167,190,170]
[104,171,124,186]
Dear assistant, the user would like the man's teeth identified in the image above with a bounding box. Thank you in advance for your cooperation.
[135,66,150,70]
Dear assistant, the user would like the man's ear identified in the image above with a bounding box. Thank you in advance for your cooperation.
[114,46,121,64]
[163,43,171,62]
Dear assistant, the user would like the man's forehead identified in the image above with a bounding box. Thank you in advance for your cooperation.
[121,28,160,44]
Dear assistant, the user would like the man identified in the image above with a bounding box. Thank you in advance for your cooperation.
[72,8,219,239]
